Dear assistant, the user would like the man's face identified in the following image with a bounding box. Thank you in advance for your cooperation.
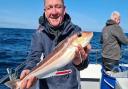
[44,0,66,27]
[114,14,120,24]
[117,16,120,24]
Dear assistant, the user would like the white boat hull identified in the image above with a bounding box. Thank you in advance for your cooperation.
[80,64,102,89]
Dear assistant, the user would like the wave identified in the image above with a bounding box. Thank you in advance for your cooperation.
[0,61,21,67]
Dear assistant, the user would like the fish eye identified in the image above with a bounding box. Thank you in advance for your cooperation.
[77,32,82,37]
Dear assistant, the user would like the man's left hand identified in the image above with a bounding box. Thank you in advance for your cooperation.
[73,44,91,65]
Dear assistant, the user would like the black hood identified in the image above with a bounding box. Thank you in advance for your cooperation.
[106,19,117,26]
[38,13,74,36]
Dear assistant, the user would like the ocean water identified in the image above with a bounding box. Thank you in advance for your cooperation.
[0,28,128,89]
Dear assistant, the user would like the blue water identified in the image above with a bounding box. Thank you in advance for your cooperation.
[0,28,128,89]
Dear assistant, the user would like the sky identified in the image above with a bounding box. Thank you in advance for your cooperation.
[0,0,128,32]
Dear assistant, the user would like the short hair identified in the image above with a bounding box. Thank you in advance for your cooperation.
[44,0,64,6]
[110,11,120,20]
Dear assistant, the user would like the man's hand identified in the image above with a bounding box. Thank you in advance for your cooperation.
[20,69,37,89]
[73,44,91,65]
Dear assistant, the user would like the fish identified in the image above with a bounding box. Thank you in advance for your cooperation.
[5,31,93,89]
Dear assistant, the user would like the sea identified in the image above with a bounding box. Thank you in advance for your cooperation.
[0,28,128,89]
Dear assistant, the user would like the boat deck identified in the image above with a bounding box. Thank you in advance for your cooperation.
[80,64,102,89]
[80,64,128,89]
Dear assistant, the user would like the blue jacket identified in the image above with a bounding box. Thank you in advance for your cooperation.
[24,13,88,89]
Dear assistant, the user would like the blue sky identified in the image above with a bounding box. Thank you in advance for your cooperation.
[0,0,128,32]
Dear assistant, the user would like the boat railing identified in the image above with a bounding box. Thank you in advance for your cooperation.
[90,49,102,64]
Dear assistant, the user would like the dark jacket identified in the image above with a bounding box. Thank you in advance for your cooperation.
[24,13,88,89]
[101,19,128,60]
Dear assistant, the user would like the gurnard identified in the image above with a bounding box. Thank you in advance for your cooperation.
[5,31,93,89]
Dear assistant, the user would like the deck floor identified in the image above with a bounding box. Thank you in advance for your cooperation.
[81,81,100,89]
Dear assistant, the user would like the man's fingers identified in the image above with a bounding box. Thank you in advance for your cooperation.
[77,45,86,57]
[26,76,37,89]
[26,78,33,89]
[21,80,27,89]
[20,71,26,80]
[73,44,91,65]
[20,70,30,80]
[84,44,91,53]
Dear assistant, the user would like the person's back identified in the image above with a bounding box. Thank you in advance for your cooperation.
[101,19,122,61]
[100,11,128,89]
[101,11,128,71]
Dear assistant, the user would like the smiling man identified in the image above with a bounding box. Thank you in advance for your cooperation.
[20,0,91,89]
[44,0,65,27]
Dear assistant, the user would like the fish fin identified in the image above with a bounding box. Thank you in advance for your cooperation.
[4,79,20,89]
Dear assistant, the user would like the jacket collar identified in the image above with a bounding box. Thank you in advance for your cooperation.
[106,19,117,26]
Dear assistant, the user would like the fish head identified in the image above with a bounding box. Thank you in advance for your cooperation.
[71,31,93,47]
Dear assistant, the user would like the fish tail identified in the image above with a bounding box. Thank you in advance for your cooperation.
[4,79,20,89]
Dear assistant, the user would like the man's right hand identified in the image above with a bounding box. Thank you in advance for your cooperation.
[20,69,37,89]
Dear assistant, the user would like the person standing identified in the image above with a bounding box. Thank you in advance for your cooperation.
[100,11,128,89]
[20,0,91,89]
[101,11,128,71]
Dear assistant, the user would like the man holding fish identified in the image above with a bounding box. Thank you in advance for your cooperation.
[19,0,92,89]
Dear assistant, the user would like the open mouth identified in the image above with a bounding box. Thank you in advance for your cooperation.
[50,15,60,19]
